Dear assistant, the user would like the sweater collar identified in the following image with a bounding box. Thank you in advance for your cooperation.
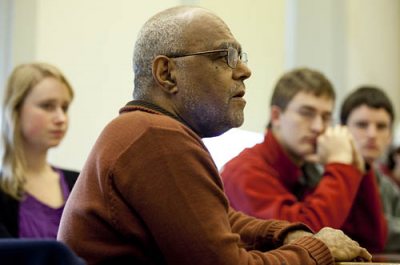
[260,130,322,192]
[120,100,197,135]
[261,130,303,188]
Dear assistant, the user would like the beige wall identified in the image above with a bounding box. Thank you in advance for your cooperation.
[346,0,400,113]
[286,0,348,107]
[0,0,13,100]
[8,0,400,170]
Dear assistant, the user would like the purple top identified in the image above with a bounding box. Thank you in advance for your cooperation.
[18,168,70,238]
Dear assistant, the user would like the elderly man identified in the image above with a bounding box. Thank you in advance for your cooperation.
[58,6,370,265]
[221,68,387,253]
[340,86,400,252]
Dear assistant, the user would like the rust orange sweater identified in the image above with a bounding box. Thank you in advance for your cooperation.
[58,102,334,265]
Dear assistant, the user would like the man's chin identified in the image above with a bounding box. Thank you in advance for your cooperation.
[229,115,244,129]
[363,155,377,164]
[304,153,320,163]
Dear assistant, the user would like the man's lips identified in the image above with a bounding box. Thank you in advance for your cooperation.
[232,89,246,103]
[364,144,378,150]
[231,91,246,105]
[233,90,245,98]
[304,137,317,145]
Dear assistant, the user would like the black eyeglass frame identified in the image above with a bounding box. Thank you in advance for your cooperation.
[168,47,248,69]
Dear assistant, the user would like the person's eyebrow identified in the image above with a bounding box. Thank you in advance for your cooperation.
[299,105,332,115]
[217,41,241,51]
[298,105,317,111]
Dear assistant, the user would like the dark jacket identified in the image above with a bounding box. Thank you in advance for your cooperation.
[0,168,79,238]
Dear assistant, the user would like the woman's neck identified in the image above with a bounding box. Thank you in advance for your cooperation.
[23,146,50,177]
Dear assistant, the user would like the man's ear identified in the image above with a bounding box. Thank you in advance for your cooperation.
[270,105,282,128]
[152,55,178,94]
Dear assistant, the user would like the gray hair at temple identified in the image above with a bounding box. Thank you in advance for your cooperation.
[132,6,206,100]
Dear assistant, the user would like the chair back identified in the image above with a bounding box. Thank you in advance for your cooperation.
[0,239,86,265]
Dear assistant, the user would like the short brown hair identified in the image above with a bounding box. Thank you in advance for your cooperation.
[340,86,394,125]
[270,67,335,110]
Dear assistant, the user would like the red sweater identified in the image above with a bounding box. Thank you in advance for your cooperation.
[58,104,334,265]
[221,130,387,253]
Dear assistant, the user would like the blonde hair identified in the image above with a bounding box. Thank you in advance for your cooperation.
[0,63,74,199]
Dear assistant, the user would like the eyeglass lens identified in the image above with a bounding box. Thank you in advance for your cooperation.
[227,47,238,68]
[227,47,248,68]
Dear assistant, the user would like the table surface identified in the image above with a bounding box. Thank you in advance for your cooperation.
[336,263,400,265]
[373,254,400,263]
[335,254,400,265]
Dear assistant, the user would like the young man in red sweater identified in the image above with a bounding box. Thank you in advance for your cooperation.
[221,68,387,253]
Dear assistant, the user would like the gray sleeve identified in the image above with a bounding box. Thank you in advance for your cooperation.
[377,170,400,252]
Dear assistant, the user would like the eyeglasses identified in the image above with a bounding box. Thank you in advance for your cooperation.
[295,108,333,126]
[168,47,248,69]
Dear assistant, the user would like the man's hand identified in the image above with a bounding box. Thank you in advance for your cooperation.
[316,126,354,165]
[314,227,371,261]
[349,134,366,173]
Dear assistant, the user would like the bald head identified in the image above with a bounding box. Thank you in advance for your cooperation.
[132,6,225,99]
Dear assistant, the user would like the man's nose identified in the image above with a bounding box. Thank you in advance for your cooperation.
[233,61,251,81]
[366,124,377,137]
[310,115,325,133]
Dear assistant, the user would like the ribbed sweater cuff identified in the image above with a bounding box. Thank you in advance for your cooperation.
[263,220,291,244]
[273,221,314,245]
[292,236,334,265]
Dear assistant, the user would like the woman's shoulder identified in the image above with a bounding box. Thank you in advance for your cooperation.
[56,168,80,190]
[59,168,79,178]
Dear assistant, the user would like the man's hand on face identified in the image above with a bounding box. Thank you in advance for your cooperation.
[315,125,354,165]
[349,134,366,174]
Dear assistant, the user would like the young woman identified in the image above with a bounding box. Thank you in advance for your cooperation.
[0,63,79,238]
